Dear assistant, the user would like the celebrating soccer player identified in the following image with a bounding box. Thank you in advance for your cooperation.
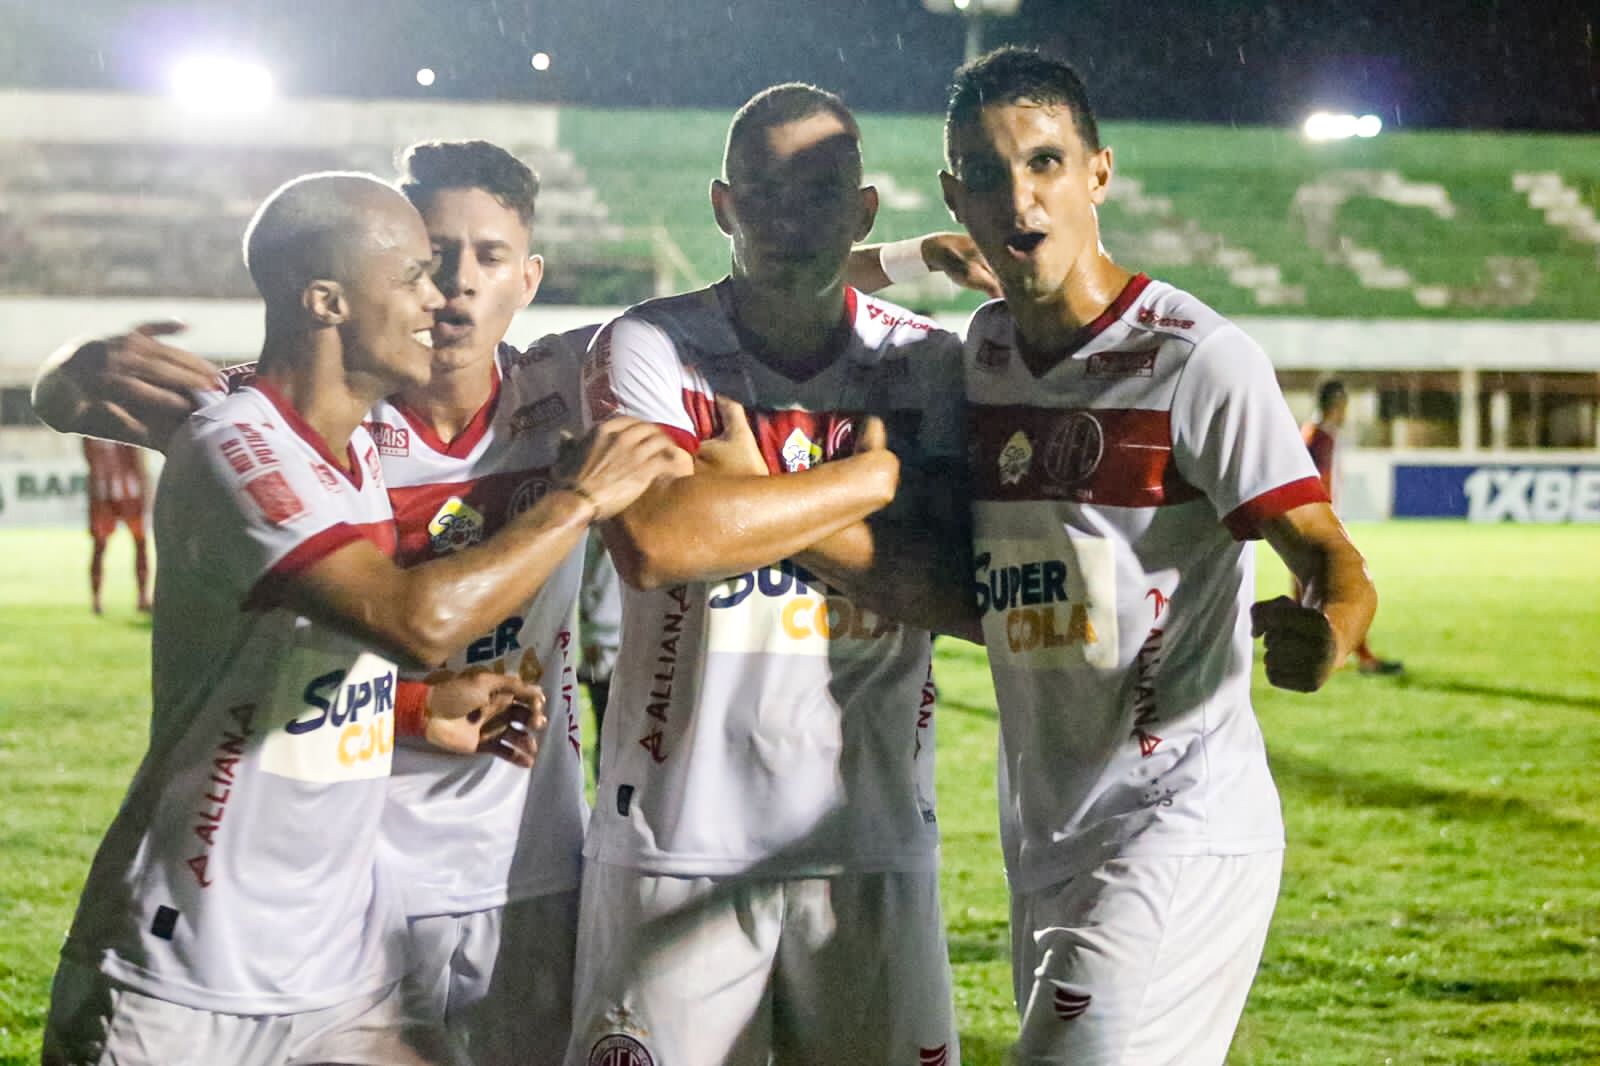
[566,84,974,1065]
[939,48,1380,1065]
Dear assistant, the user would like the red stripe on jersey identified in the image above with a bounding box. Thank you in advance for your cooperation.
[248,381,365,491]
[389,362,503,459]
[969,403,1201,508]
[243,520,398,610]
[388,467,558,565]
[681,386,719,444]
[1083,273,1151,344]
[1223,476,1329,541]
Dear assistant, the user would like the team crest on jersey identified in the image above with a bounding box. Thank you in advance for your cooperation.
[588,1034,654,1066]
[428,497,485,554]
[367,422,410,456]
[826,418,857,457]
[998,430,1034,486]
[781,427,823,472]
[507,477,551,517]
[1042,412,1104,487]
[509,393,570,438]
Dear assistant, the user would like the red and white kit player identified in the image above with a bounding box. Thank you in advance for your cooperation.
[82,437,151,613]
[940,49,1379,1065]
[566,85,977,1066]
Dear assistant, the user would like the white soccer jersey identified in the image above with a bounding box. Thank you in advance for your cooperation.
[377,336,592,916]
[581,282,962,876]
[965,275,1328,893]
[63,383,407,1013]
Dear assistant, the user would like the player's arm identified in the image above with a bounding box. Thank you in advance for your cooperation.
[277,417,688,667]
[846,232,1001,297]
[32,321,219,452]
[1254,503,1378,692]
[585,316,898,590]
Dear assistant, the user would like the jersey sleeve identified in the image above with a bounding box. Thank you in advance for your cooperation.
[1170,325,1329,540]
[168,415,390,608]
[582,315,710,452]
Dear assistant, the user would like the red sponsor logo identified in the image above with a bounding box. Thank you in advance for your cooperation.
[310,462,341,492]
[920,1045,950,1066]
[219,437,254,476]
[1135,306,1194,331]
[185,703,254,889]
[588,1034,654,1066]
[367,422,409,457]
[1086,349,1158,378]
[1052,983,1092,1020]
[243,471,306,525]
[231,422,277,466]
[864,302,935,332]
[364,447,384,485]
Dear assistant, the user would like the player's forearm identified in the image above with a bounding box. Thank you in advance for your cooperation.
[1279,526,1377,663]
[387,489,596,665]
[796,522,981,640]
[605,452,898,590]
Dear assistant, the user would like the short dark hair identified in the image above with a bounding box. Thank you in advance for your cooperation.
[397,140,540,232]
[1317,379,1349,412]
[242,171,397,306]
[724,83,862,183]
[945,46,1101,166]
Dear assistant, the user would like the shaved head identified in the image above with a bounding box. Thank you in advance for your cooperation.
[242,172,420,309]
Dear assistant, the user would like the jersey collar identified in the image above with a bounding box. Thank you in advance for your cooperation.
[246,379,365,490]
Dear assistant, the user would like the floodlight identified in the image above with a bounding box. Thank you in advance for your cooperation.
[417,67,436,87]
[1304,112,1360,141]
[169,55,274,113]
[1355,114,1383,138]
[531,52,551,71]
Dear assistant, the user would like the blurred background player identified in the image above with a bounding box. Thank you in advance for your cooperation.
[941,47,1379,1066]
[81,437,151,614]
[1302,379,1402,675]
[568,83,976,1066]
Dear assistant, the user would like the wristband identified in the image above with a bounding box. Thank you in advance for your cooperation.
[879,237,932,286]
[395,680,431,737]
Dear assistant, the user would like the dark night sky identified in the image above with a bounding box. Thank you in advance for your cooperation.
[1,0,1595,131]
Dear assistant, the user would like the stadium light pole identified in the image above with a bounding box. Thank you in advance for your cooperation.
[923,0,1022,64]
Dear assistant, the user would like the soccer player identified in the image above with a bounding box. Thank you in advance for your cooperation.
[31,141,995,1066]
[41,171,683,1066]
[81,437,151,613]
[939,48,1380,1065]
[1303,379,1402,675]
[566,83,974,1066]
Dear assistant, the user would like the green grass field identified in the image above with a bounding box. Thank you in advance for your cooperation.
[2,523,1598,1064]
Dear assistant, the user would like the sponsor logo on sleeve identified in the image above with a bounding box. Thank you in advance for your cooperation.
[428,496,486,554]
[231,422,278,467]
[366,422,410,457]
[974,539,1119,669]
[583,327,622,421]
[219,437,254,476]
[259,653,397,783]
[242,470,306,525]
[509,393,571,438]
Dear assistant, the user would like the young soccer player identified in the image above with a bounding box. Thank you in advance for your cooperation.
[940,47,1380,1065]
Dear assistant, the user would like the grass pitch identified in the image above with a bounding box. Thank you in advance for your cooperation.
[2,523,1597,1064]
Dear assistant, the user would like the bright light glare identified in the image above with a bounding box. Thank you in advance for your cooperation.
[953,0,972,9]
[1303,111,1384,141]
[169,56,274,113]
[416,67,436,87]
[530,52,551,71]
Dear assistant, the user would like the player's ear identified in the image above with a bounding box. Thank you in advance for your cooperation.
[520,253,544,309]
[303,279,346,325]
[1087,146,1113,206]
[939,170,966,225]
[854,185,879,243]
[711,179,735,237]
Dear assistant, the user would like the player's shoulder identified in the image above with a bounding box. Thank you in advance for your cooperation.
[1118,276,1233,348]
[616,285,731,355]
[850,289,955,349]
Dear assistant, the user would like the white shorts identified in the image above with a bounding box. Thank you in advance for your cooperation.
[403,890,580,1066]
[42,959,445,1066]
[565,863,959,1066]
[1010,851,1283,1066]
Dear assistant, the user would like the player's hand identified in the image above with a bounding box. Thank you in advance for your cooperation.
[921,233,1002,298]
[843,414,900,505]
[38,321,221,448]
[695,396,767,478]
[1251,596,1339,692]
[555,417,694,520]
[423,671,547,768]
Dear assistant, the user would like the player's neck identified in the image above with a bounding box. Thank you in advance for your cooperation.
[726,274,849,374]
[257,336,389,471]
[1009,254,1134,368]
[398,349,498,444]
